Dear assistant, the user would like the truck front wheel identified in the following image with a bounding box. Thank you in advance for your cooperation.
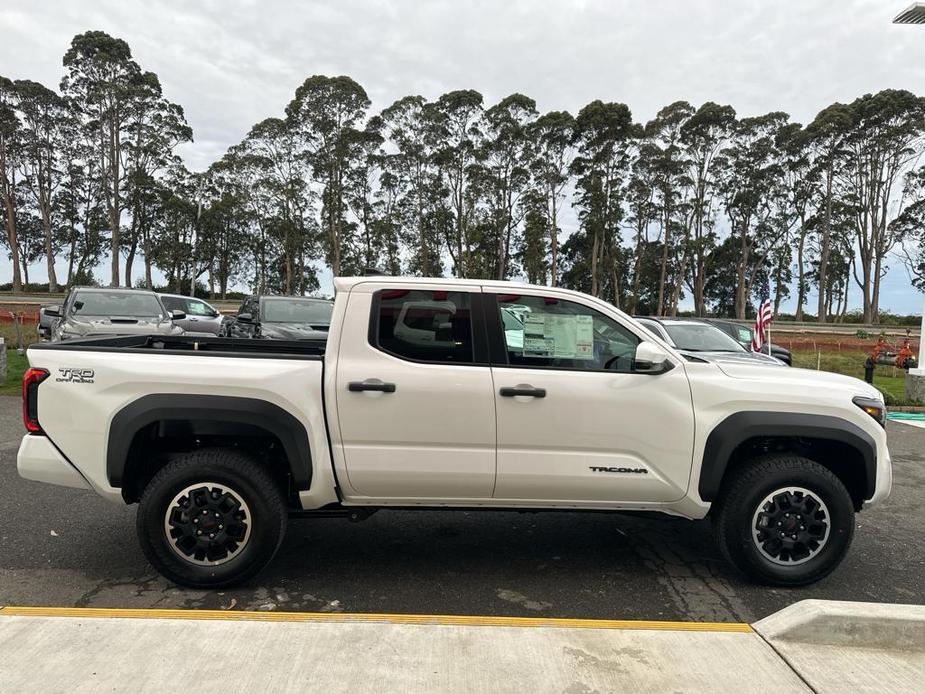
[136,449,287,588]
[712,454,855,586]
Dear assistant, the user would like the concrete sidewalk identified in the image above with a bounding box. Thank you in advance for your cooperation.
[0,602,921,693]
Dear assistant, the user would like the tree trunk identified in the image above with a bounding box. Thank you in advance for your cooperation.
[590,231,601,297]
[794,217,806,321]
[549,188,559,287]
[2,191,22,293]
[109,121,121,288]
[39,198,58,293]
[816,167,833,323]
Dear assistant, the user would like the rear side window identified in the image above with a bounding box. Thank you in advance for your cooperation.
[372,289,474,363]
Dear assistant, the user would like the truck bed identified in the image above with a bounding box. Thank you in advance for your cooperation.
[28,334,327,358]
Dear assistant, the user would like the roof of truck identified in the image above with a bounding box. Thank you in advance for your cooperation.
[335,275,562,294]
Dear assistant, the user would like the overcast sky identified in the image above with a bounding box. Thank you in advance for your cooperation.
[1,0,923,313]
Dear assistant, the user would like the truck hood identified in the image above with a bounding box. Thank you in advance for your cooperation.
[682,350,784,366]
[62,316,182,337]
[713,361,883,401]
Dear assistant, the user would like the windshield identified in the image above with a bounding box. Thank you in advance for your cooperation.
[663,323,746,352]
[262,298,333,324]
[71,291,164,318]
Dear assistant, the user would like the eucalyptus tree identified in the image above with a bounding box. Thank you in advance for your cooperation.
[526,110,575,286]
[0,75,23,291]
[123,70,192,288]
[198,157,251,298]
[775,122,818,320]
[12,79,71,291]
[285,75,370,277]
[805,102,852,322]
[62,30,143,287]
[891,166,925,292]
[680,102,735,316]
[56,138,105,286]
[345,115,388,272]
[148,164,199,293]
[641,101,696,315]
[477,93,537,279]
[378,95,442,276]
[625,137,658,314]
[429,90,483,277]
[243,116,313,293]
[719,111,790,319]
[518,190,549,284]
[570,100,634,302]
[839,89,925,323]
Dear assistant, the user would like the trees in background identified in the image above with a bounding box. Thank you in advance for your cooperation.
[3,31,925,323]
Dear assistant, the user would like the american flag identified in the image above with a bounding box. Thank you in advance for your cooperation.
[751,287,773,353]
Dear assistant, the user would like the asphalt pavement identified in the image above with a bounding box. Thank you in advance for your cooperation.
[1,395,923,622]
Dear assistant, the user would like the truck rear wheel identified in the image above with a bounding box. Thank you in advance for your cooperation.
[136,448,287,588]
[712,454,855,586]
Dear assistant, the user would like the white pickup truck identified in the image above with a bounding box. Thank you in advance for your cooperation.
[17,277,892,588]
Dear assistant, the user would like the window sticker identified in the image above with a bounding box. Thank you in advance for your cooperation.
[518,313,594,360]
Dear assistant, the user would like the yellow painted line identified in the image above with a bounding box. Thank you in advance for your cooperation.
[0,606,751,632]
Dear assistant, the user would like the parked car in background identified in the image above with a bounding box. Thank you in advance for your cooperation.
[222,295,333,340]
[704,318,792,365]
[635,317,785,366]
[45,288,186,341]
[159,294,224,335]
[37,306,56,340]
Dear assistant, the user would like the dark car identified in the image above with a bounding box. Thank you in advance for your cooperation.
[223,295,334,340]
[703,318,792,366]
[45,287,186,341]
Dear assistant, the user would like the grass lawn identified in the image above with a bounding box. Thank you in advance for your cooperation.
[1,319,39,396]
[792,349,919,405]
[1,350,28,396]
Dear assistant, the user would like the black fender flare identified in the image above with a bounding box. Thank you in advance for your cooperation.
[107,394,313,491]
[699,411,877,502]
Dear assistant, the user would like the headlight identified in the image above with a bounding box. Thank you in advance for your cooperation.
[853,396,886,428]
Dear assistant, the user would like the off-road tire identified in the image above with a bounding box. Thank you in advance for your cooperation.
[136,448,287,588]
[712,453,855,586]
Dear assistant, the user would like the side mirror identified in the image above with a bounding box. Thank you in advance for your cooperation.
[44,305,61,318]
[211,309,221,318]
[170,309,187,321]
[633,341,674,375]
[236,312,253,323]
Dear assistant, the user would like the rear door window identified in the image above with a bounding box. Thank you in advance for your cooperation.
[372,289,475,364]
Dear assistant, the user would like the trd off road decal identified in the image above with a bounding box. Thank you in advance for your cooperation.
[56,368,95,383]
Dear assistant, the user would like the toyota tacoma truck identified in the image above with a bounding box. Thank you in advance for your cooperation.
[17,276,892,588]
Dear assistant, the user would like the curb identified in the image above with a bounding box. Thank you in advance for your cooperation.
[753,599,925,651]
[0,606,751,632]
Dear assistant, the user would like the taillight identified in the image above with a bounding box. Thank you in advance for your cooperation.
[22,367,49,434]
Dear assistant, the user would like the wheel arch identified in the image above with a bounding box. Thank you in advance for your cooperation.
[108,394,313,502]
[700,411,877,508]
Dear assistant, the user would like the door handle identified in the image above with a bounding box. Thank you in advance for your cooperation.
[348,380,397,393]
[499,385,546,398]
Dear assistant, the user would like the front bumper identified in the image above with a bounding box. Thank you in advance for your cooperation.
[863,444,893,509]
[17,435,91,490]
